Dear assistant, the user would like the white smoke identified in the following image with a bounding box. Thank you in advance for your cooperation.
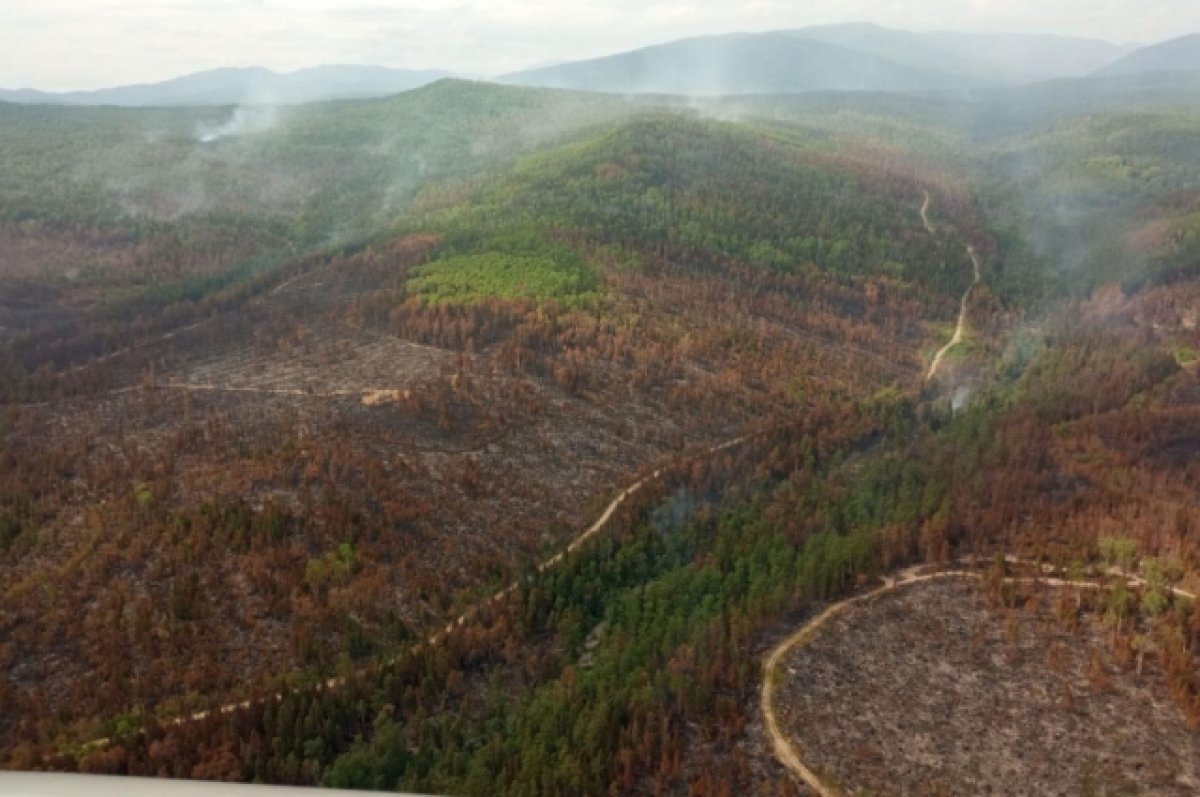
[195,105,279,143]
[951,385,973,414]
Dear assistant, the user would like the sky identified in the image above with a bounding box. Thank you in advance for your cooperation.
[1,0,1196,91]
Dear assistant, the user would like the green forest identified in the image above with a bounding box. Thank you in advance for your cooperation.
[2,67,1199,797]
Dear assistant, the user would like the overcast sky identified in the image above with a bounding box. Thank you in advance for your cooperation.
[2,0,1195,90]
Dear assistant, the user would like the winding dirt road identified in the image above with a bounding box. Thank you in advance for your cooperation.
[86,432,756,745]
[923,193,983,382]
[919,191,936,235]
[761,560,1197,795]
[762,194,1190,793]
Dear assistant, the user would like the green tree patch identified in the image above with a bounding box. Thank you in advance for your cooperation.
[408,251,599,305]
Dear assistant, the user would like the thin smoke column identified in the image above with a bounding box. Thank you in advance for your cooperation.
[195,105,278,143]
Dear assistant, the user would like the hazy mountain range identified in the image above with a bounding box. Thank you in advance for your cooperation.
[0,64,454,106]
[500,24,1141,95]
[1096,33,1200,76]
[2,24,1197,105]
[809,24,1136,81]
[499,32,983,95]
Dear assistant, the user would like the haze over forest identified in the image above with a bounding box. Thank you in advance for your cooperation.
[2,4,1199,797]
[2,0,1198,90]
[2,21,1199,104]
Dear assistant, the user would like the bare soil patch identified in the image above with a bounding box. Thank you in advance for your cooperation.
[775,578,1200,796]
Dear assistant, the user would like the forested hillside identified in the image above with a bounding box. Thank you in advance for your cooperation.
[2,68,1199,796]
[0,93,974,768]
[404,115,974,297]
[0,80,635,373]
[716,74,1200,297]
[12,285,1198,795]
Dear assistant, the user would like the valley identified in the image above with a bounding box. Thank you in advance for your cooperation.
[927,245,983,382]
[1,109,947,760]
[2,17,1200,796]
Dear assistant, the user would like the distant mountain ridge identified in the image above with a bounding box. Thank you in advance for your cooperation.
[500,24,1140,96]
[782,23,1136,83]
[501,32,984,96]
[1095,34,1200,76]
[1,24,1167,106]
[918,30,1138,81]
[0,65,454,106]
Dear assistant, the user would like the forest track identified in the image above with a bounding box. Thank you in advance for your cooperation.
[760,558,1196,795]
[80,192,971,751]
[83,431,758,748]
[12,382,412,410]
[41,259,314,391]
[919,191,936,235]
[156,382,358,398]
[924,193,982,382]
[762,194,1180,791]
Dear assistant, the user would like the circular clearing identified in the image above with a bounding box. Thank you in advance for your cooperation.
[774,577,1200,796]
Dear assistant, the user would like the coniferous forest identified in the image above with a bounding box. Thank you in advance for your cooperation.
[2,27,1200,797]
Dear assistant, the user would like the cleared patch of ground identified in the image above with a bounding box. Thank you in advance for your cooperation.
[775,578,1200,797]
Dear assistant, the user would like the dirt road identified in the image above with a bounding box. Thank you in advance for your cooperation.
[920,191,936,235]
[925,208,982,381]
[85,432,756,745]
[760,560,1196,795]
